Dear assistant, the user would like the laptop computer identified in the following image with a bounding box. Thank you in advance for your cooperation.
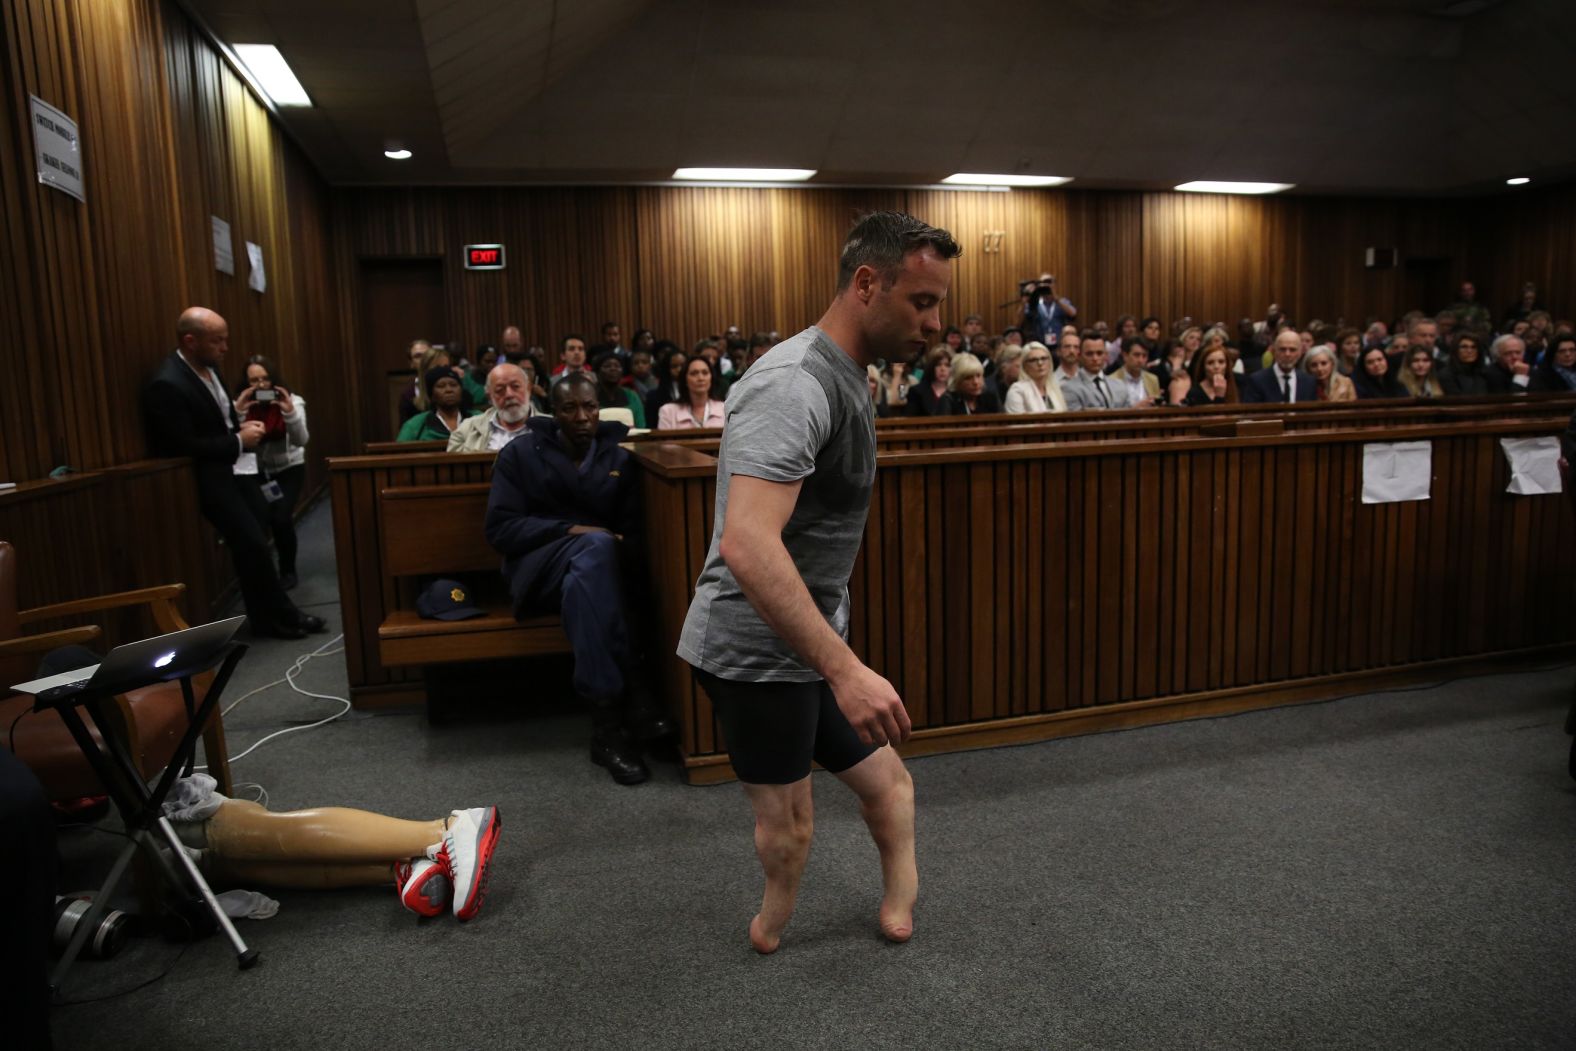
[10,615,246,704]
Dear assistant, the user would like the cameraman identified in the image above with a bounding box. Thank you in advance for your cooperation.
[1019,271,1078,345]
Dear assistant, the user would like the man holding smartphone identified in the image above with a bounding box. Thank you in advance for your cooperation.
[679,211,959,953]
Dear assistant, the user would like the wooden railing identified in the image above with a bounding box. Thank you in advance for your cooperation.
[637,407,1576,782]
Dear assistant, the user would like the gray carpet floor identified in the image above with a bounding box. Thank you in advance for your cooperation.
[48,498,1576,1050]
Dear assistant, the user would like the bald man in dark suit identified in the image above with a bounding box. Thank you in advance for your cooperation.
[142,307,324,639]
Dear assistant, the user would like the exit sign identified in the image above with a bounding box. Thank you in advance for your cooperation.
[464,243,505,270]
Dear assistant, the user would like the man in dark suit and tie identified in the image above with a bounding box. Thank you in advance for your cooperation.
[1241,328,1317,404]
[143,307,325,639]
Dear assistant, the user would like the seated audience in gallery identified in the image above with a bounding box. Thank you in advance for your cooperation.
[906,345,954,416]
[397,339,432,424]
[1302,346,1355,403]
[1334,328,1364,376]
[448,362,538,452]
[1004,341,1067,413]
[1398,345,1446,399]
[1063,331,1132,411]
[656,356,726,430]
[399,344,483,430]
[1109,338,1160,407]
[989,344,1024,401]
[1529,333,1576,392]
[1153,326,1203,388]
[690,339,730,400]
[592,350,647,427]
[551,334,591,378]
[1052,327,1083,387]
[644,344,688,423]
[876,358,913,415]
[1485,335,1531,394]
[1184,343,1241,406]
[1105,314,1139,367]
[1437,333,1489,396]
[623,347,658,396]
[399,366,479,441]
[1241,330,1316,403]
[938,352,1003,416]
[1352,345,1407,399]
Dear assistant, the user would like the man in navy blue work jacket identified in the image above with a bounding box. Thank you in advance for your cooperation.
[484,373,675,784]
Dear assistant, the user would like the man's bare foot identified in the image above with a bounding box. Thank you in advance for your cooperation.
[749,913,782,954]
[879,898,914,943]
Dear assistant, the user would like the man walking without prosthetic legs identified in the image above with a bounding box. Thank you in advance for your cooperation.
[679,211,959,952]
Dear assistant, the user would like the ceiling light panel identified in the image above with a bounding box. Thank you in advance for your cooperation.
[941,173,1072,187]
[233,44,312,107]
[673,167,816,182]
[1175,181,1294,195]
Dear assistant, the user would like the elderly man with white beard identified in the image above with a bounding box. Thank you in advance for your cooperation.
[449,362,538,452]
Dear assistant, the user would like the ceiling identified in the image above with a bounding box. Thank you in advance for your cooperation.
[184,0,1576,195]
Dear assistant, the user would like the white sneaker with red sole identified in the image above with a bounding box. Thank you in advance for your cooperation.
[395,857,451,918]
[427,806,501,921]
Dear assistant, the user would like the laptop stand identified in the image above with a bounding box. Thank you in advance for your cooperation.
[44,642,259,995]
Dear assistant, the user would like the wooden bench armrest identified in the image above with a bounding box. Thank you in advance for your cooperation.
[0,625,103,658]
[19,584,189,633]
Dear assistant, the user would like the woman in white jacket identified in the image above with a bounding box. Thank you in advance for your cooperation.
[235,356,311,589]
[1003,341,1067,414]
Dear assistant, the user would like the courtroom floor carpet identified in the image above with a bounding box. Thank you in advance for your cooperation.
[49,497,1576,1051]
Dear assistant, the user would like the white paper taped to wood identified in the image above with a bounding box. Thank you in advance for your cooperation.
[1361,441,1432,504]
[1500,436,1562,496]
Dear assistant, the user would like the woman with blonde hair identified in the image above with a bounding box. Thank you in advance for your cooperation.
[1303,345,1355,402]
[1005,341,1067,413]
[938,352,1002,415]
[1397,345,1445,399]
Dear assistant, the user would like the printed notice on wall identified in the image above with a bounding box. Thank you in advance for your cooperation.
[1500,436,1562,496]
[1361,441,1432,504]
[212,216,235,275]
[30,96,84,202]
[246,241,266,293]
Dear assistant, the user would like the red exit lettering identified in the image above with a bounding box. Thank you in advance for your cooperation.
[470,249,498,264]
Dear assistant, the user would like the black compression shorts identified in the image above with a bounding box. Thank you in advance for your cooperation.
[693,669,877,785]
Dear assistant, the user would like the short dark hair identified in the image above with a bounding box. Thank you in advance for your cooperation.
[1121,336,1147,356]
[562,333,586,352]
[836,211,960,292]
[749,331,774,350]
[552,371,597,403]
[1079,329,1104,343]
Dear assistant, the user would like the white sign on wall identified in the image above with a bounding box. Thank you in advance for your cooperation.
[1500,436,1562,496]
[29,95,84,202]
[246,241,266,293]
[212,216,235,275]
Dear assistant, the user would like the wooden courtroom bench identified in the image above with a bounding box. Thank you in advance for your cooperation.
[375,484,570,673]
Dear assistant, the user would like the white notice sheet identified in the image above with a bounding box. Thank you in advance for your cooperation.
[1500,436,1562,496]
[1361,441,1432,504]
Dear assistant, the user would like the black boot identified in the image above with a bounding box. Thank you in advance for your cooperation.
[622,678,677,742]
[589,703,649,785]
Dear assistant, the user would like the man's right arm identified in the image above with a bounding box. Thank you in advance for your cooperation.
[142,379,242,465]
[718,474,911,747]
[483,445,576,556]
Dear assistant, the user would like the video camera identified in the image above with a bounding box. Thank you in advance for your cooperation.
[1019,276,1056,299]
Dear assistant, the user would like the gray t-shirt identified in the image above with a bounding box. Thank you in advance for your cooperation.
[678,326,876,682]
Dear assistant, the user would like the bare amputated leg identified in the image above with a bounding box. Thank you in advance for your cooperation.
[742,777,814,954]
[833,747,917,942]
[204,799,445,865]
[203,857,394,889]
